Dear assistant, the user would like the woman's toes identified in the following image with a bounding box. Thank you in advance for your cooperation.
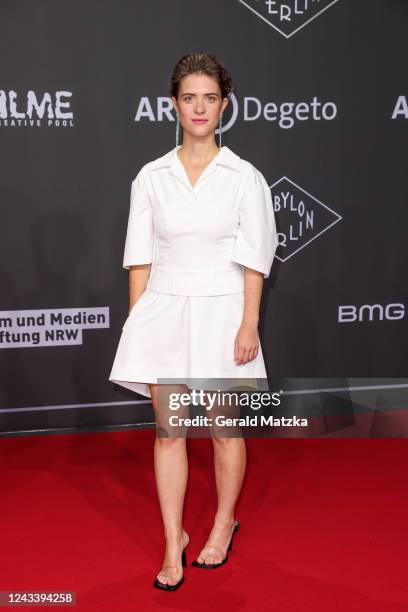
[157,572,169,585]
[157,569,178,586]
[196,547,225,565]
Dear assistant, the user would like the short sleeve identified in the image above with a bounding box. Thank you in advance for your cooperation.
[123,169,154,269]
[231,167,278,278]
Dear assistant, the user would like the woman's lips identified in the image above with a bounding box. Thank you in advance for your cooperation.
[192,119,208,124]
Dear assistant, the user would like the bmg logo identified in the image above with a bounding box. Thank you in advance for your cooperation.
[238,0,340,38]
[338,303,405,323]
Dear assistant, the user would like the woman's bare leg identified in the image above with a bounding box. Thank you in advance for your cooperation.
[195,437,246,564]
[195,392,246,565]
[150,382,190,586]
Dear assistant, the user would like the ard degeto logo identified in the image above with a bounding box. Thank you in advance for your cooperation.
[271,177,342,262]
[135,92,338,131]
[238,0,340,38]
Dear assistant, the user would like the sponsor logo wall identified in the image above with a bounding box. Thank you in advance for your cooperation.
[0,1,406,433]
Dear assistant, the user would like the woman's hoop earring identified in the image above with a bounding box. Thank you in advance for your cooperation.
[218,113,223,149]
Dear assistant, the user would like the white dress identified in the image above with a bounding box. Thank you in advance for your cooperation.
[109,145,278,399]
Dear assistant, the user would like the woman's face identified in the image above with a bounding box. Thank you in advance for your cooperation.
[172,72,229,142]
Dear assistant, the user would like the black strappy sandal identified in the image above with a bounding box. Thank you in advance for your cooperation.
[191,520,240,569]
[153,547,187,591]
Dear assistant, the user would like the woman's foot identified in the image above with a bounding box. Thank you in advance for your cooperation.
[155,529,189,587]
[194,517,236,566]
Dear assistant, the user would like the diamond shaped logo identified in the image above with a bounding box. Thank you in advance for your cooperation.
[237,0,340,38]
[270,177,342,262]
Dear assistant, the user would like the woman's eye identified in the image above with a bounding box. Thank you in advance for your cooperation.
[183,96,216,102]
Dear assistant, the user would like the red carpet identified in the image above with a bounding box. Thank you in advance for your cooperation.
[1,430,408,611]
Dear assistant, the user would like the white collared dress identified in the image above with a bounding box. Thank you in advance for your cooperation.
[108,145,278,398]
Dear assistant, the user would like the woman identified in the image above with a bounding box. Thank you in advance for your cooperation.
[109,52,278,591]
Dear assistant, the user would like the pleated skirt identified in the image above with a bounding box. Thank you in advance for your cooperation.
[108,289,268,399]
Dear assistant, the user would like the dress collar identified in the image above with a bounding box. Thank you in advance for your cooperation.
[149,145,241,173]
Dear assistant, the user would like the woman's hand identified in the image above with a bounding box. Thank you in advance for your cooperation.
[234,321,259,364]
[234,267,263,364]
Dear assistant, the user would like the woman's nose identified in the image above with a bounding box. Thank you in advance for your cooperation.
[194,100,205,113]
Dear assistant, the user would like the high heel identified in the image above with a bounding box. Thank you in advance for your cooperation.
[153,546,187,591]
[192,520,240,569]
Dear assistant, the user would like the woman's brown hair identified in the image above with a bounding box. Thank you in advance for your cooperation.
[169,52,235,101]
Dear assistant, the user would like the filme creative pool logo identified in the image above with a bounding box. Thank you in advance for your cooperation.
[0,90,74,127]
[237,0,340,38]
[270,177,342,262]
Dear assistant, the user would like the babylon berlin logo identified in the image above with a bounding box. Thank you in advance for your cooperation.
[270,177,342,262]
[237,0,340,38]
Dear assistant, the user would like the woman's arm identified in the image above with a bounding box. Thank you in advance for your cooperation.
[234,267,264,365]
[123,169,155,315]
[128,264,151,314]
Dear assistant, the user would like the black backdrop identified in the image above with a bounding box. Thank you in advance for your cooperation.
[0,0,407,434]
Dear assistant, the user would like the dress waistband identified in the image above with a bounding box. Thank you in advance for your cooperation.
[146,263,245,296]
